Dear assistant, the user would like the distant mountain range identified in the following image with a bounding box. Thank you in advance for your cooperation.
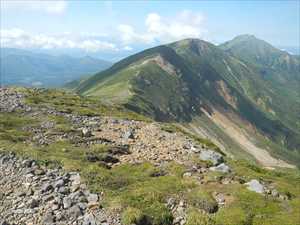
[0,48,112,87]
[73,34,300,167]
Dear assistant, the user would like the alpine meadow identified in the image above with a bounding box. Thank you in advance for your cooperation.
[0,1,300,225]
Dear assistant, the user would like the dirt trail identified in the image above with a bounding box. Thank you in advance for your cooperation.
[200,109,295,169]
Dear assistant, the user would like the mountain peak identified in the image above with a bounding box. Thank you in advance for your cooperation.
[171,38,213,47]
[169,38,218,58]
[233,34,258,41]
[222,34,273,49]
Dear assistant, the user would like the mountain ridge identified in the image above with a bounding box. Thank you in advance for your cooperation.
[0,48,112,87]
[74,36,300,167]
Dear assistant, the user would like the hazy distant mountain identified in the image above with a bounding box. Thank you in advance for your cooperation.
[278,46,300,55]
[0,48,112,87]
[73,36,300,166]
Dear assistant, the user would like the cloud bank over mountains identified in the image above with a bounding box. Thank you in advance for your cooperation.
[1,29,119,52]
[118,10,207,45]
[1,3,207,53]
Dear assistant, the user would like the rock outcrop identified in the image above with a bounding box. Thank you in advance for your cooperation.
[0,153,120,225]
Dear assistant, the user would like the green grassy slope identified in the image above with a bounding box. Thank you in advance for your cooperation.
[75,38,300,166]
[1,88,300,225]
[220,35,300,132]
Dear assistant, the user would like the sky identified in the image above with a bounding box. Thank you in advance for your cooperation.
[1,0,299,60]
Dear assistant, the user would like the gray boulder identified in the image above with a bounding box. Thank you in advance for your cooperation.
[43,211,55,225]
[82,128,92,137]
[123,130,134,139]
[67,205,82,219]
[209,163,231,173]
[199,149,223,166]
[87,193,98,204]
[83,214,97,225]
[63,196,72,209]
[245,179,265,194]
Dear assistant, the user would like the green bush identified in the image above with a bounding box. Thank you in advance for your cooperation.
[186,209,216,225]
[122,207,149,225]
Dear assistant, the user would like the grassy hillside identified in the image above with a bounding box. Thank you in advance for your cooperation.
[220,35,300,132]
[1,88,300,225]
[74,38,300,166]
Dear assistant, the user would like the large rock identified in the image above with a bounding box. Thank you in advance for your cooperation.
[63,196,72,209]
[87,193,98,204]
[41,183,53,193]
[209,163,231,173]
[199,150,223,166]
[43,211,55,225]
[83,214,97,225]
[28,198,39,208]
[82,128,92,137]
[67,205,82,219]
[123,130,134,139]
[245,179,265,194]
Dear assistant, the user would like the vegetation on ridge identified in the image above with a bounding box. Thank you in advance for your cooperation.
[73,37,300,166]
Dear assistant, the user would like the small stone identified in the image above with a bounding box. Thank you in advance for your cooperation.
[87,193,98,205]
[41,183,53,193]
[245,179,265,194]
[123,130,134,139]
[1,221,9,225]
[83,214,97,225]
[54,179,65,188]
[183,172,192,177]
[215,193,225,205]
[63,196,72,209]
[67,205,82,218]
[209,163,231,173]
[271,189,279,197]
[82,128,92,137]
[24,208,37,214]
[22,159,33,168]
[52,203,60,211]
[43,211,54,224]
[58,186,69,194]
[78,202,87,210]
[34,168,45,175]
[28,198,39,208]
[70,173,81,185]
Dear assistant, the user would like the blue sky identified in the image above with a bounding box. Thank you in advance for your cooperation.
[1,0,299,59]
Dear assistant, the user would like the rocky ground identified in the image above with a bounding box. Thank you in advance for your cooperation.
[0,88,295,225]
[0,153,120,225]
[0,88,228,169]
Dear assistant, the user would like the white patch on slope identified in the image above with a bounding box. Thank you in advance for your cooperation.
[201,107,295,169]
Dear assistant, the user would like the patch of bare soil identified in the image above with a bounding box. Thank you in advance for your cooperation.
[201,108,295,169]
[92,118,196,165]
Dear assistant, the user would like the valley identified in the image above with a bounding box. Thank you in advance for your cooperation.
[0,48,112,87]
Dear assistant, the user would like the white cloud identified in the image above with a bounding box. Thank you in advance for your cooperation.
[0,28,118,52]
[118,24,152,44]
[123,46,133,51]
[1,0,67,14]
[0,10,208,52]
[79,40,117,52]
[118,10,207,44]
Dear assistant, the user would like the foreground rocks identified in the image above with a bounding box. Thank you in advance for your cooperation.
[245,179,290,200]
[245,179,265,194]
[0,87,229,170]
[0,153,121,225]
[0,88,31,112]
